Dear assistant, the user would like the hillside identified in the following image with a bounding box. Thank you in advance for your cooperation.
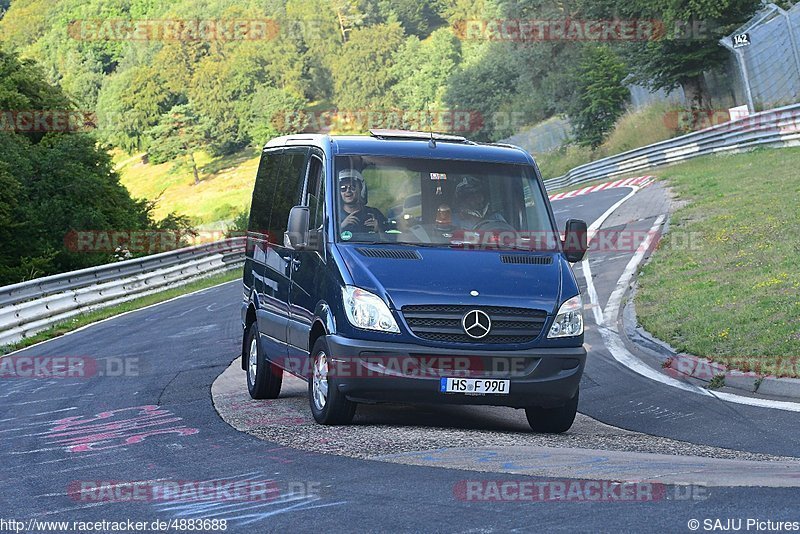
[116,149,259,228]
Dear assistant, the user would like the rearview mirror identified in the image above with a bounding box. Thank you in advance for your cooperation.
[285,206,310,250]
[563,219,588,263]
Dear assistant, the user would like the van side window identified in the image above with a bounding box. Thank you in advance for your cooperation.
[248,149,307,244]
[305,156,325,249]
[307,157,325,227]
[248,151,276,238]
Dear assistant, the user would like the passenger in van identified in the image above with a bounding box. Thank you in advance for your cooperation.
[452,176,509,231]
[338,169,387,234]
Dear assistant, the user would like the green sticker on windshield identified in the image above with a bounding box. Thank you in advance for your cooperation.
[341,231,352,241]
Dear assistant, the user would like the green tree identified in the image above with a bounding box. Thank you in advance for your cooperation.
[564,47,629,147]
[241,86,308,145]
[96,65,175,153]
[332,0,380,42]
[378,0,446,38]
[579,0,762,110]
[332,23,406,109]
[284,0,345,99]
[390,28,461,110]
[443,0,587,141]
[145,104,207,185]
[187,39,309,155]
[443,42,522,141]
[0,0,56,49]
[152,41,209,98]
[57,49,106,109]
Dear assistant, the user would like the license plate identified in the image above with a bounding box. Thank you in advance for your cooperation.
[440,378,510,395]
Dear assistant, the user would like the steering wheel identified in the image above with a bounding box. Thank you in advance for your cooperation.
[472,219,516,232]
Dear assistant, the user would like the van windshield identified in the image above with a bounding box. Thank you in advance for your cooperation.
[334,155,558,250]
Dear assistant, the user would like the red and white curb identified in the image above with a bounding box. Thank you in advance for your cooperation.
[549,175,654,201]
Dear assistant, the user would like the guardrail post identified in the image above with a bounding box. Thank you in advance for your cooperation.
[720,36,756,112]
[779,6,800,98]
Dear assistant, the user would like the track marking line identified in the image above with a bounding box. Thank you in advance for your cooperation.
[581,258,603,326]
[577,185,644,325]
[602,215,665,326]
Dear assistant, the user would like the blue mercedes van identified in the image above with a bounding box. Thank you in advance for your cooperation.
[241,130,588,433]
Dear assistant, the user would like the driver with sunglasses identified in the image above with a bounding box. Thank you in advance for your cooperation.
[338,169,387,234]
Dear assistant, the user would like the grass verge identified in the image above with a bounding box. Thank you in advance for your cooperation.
[0,269,240,356]
[636,147,800,377]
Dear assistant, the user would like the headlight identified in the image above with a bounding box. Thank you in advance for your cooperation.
[548,295,584,338]
[342,286,400,333]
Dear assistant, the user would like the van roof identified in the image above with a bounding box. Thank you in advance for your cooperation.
[263,132,534,165]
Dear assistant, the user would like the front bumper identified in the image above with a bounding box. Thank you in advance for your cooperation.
[325,334,586,409]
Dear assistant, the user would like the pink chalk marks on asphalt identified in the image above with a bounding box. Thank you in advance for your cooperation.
[40,405,199,453]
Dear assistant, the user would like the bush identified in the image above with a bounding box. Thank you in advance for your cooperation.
[565,47,630,148]
[226,210,250,238]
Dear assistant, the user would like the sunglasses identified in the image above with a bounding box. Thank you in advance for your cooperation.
[339,182,360,192]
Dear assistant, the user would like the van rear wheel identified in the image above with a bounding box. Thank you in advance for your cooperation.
[525,389,578,434]
[309,337,356,425]
[246,323,282,399]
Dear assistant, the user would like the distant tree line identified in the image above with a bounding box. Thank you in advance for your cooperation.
[0,0,762,152]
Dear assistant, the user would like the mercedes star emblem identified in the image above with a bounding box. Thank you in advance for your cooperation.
[462,309,492,339]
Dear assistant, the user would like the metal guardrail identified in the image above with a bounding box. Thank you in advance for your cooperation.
[0,237,246,347]
[542,102,800,191]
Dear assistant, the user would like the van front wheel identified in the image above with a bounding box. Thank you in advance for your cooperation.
[246,323,282,399]
[309,337,356,425]
[525,389,578,434]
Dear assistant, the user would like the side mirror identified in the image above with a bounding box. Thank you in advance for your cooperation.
[285,206,310,250]
[563,219,588,263]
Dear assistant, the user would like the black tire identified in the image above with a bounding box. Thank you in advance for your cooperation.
[308,337,356,425]
[245,322,282,400]
[525,389,579,434]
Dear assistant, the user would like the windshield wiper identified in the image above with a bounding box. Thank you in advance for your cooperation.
[392,241,448,248]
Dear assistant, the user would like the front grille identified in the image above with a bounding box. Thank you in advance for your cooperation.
[401,304,547,344]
